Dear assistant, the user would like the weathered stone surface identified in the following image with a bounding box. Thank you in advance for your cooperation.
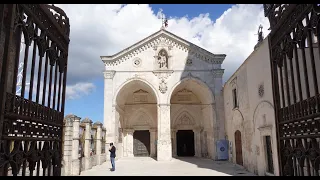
[223,37,280,176]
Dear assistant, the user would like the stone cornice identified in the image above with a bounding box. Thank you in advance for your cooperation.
[103,70,116,79]
[101,29,226,67]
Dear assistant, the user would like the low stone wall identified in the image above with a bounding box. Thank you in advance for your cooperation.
[62,114,107,176]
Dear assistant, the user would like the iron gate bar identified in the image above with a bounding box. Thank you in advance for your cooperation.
[264,4,320,176]
[0,4,70,176]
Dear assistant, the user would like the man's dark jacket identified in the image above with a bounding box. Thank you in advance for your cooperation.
[109,146,116,158]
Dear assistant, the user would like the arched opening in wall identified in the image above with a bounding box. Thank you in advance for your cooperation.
[169,78,214,158]
[115,80,158,158]
[235,130,243,166]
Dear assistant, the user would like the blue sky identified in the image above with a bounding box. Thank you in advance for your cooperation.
[59,4,269,123]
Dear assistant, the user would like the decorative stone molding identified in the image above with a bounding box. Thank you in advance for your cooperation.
[186,58,193,66]
[258,83,264,98]
[153,70,173,94]
[103,70,116,79]
[212,69,224,78]
[175,113,195,126]
[257,124,273,131]
[159,79,168,94]
[132,57,142,67]
[126,73,142,81]
[230,77,237,87]
[101,30,226,67]
[153,70,174,80]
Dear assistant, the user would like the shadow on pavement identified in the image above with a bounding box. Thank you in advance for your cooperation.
[173,157,256,176]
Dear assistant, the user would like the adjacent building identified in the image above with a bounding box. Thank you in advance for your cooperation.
[223,37,279,176]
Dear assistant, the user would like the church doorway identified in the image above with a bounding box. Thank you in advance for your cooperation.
[176,130,195,157]
[133,130,150,157]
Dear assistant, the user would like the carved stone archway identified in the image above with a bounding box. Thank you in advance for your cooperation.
[171,111,201,157]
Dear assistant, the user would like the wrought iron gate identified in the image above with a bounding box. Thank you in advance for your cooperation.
[264,4,320,176]
[0,4,70,176]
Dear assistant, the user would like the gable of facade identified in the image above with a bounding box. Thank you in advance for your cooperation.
[101,29,226,72]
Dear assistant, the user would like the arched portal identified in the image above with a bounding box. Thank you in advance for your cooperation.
[114,80,158,158]
[169,77,216,158]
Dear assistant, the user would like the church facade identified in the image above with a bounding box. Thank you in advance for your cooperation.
[101,29,226,161]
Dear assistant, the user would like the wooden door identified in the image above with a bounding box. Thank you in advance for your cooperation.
[235,130,243,166]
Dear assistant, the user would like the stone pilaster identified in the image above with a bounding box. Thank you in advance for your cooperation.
[171,129,177,157]
[62,115,73,176]
[157,104,172,161]
[94,121,103,165]
[103,70,116,160]
[126,129,134,157]
[212,69,225,140]
[82,118,93,170]
[193,128,202,157]
[149,129,157,157]
[71,115,81,176]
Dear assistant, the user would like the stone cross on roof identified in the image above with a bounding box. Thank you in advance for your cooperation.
[159,8,168,29]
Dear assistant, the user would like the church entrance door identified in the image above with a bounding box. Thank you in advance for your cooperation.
[176,130,195,156]
[133,130,150,157]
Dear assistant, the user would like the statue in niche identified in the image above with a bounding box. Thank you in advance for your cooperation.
[157,49,168,69]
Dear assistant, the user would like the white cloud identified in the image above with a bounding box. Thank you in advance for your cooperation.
[65,82,96,100]
[55,4,270,98]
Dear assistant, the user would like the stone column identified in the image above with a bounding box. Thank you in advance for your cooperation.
[157,104,172,161]
[62,115,73,176]
[193,128,201,157]
[82,118,93,170]
[94,121,103,165]
[126,129,134,157]
[123,129,128,157]
[149,129,157,157]
[71,115,81,176]
[171,129,177,157]
[103,70,116,160]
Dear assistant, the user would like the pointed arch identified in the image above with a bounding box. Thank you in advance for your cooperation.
[128,108,155,128]
[172,110,197,129]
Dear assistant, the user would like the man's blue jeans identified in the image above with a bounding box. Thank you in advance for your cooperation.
[110,157,115,171]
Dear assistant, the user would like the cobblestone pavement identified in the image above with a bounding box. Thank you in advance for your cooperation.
[79,157,256,176]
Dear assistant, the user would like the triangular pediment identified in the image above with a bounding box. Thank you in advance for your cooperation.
[101,29,226,66]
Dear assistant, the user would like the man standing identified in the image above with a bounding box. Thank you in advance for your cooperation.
[109,143,116,171]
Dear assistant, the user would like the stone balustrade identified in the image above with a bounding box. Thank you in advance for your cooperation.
[62,114,107,176]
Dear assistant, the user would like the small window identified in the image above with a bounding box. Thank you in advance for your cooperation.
[232,88,238,108]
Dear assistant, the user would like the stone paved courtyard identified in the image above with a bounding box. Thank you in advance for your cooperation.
[79,157,256,176]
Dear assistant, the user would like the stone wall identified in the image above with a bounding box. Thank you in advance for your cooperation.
[223,37,280,176]
[62,114,107,176]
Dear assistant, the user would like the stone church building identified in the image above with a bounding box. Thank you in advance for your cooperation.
[101,29,226,161]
